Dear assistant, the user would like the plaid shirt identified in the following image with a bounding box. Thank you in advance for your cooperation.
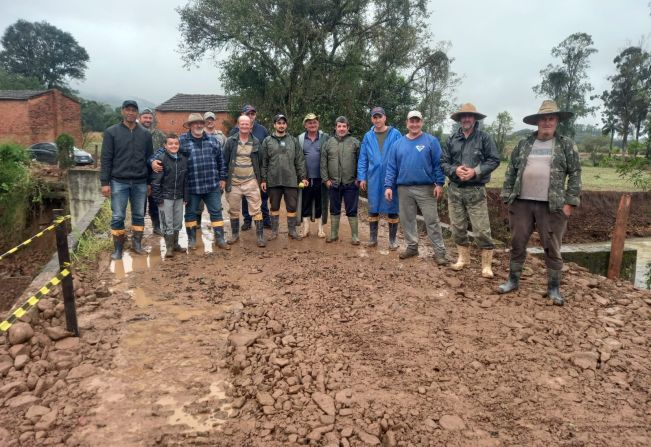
[152,131,226,194]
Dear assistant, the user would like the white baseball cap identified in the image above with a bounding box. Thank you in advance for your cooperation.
[407,110,423,120]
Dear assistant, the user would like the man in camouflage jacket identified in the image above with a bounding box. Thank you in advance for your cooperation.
[498,100,581,306]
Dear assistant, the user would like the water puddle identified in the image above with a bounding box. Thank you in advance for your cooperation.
[156,381,232,432]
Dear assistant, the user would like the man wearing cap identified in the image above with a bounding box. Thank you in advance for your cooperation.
[384,111,448,264]
[204,111,227,147]
[260,114,308,240]
[223,115,266,247]
[139,108,166,236]
[498,100,581,306]
[230,104,271,230]
[297,113,329,238]
[441,103,500,278]
[101,100,154,260]
[322,116,361,244]
[151,113,228,250]
[358,106,402,249]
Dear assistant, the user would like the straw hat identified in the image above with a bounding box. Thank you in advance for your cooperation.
[450,103,486,122]
[183,113,205,128]
[523,100,574,125]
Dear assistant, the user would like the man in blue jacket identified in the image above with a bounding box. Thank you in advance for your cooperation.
[358,106,402,249]
[384,110,448,264]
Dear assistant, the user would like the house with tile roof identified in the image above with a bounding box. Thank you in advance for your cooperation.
[0,89,82,147]
[155,93,234,134]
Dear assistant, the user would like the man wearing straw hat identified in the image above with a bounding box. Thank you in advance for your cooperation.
[441,103,500,278]
[498,100,581,306]
[151,113,229,250]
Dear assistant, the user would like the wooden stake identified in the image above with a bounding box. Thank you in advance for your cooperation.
[607,194,632,280]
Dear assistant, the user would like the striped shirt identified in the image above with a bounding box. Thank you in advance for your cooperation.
[232,139,255,185]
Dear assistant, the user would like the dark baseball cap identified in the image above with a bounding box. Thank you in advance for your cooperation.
[273,114,288,123]
[370,106,386,117]
[122,100,139,110]
[242,104,256,114]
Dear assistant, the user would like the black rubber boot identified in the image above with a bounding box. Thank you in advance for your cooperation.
[152,219,162,236]
[548,269,564,306]
[164,234,175,258]
[187,227,197,250]
[388,222,399,251]
[131,231,146,255]
[365,221,378,247]
[241,220,252,231]
[498,261,523,294]
[214,226,230,250]
[173,231,184,252]
[269,216,280,240]
[399,245,419,259]
[255,220,266,247]
[111,234,125,260]
[228,219,240,245]
[288,216,302,240]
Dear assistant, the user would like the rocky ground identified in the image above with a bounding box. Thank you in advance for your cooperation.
[1,215,650,446]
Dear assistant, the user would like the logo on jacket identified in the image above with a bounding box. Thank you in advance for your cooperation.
[416,145,425,152]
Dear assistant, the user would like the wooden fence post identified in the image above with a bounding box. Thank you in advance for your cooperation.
[607,194,632,280]
[53,209,79,336]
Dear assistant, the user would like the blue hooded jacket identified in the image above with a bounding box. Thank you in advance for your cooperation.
[384,133,445,188]
[357,125,402,214]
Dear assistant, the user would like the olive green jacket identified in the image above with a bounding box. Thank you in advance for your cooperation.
[320,134,360,185]
[261,133,307,187]
[501,131,582,212]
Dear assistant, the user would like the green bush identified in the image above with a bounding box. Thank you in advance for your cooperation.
[0,143,33,241]
[55,133,75,169]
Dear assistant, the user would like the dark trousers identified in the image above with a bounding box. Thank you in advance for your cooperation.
[508,199,568,270]
[301,178,323,219]
[268,187,298,213]
[242,191,270,224]
[328,183,359,217]
[145,194,159,225]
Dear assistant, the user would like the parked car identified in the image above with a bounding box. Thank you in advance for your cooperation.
[26,143,95,166]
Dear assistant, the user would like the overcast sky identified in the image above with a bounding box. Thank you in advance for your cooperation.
[1,0,650,130]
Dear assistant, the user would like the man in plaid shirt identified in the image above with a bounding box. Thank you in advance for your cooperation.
[152,113,228,250]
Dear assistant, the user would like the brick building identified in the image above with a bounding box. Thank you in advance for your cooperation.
[155,93,233,134]
[0,89,82,147]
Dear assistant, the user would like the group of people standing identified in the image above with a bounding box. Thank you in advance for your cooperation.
[100,99,581,306]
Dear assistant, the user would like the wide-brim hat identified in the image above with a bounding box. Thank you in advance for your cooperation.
[183,113,205,128]
[450,103,486,122]
[523,100,574,125]
[303,113,318,124]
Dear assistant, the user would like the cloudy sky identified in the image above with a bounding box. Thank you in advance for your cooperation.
[2,0,650,129]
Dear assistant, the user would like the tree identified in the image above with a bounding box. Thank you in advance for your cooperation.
[601,46,651,153]
[177,0,457,134]
[81,100,121,132]
[486,111,514,159]
[0,20,89,89]
[533,32,598,137]
[0,68,42,90]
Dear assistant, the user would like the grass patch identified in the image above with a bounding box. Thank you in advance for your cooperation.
[487,162,642,192]
[71,200,112,271]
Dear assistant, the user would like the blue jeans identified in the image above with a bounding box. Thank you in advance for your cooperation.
[242,190,270,225]
[110,180,147,231]
[185,188,224,225]
[328,183,359,217]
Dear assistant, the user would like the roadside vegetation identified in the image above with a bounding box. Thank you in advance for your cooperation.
[71,200,112,271]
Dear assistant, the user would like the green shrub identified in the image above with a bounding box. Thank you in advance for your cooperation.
[55,133,75,169]
[0,143,33,243]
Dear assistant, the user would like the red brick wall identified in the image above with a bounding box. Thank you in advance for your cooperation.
[0,90,82,147]
[156,111,233,135]
[0,100,30,146]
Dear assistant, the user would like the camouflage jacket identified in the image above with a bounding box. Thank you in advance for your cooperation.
[501,131,581,211]
[150,128,167,151]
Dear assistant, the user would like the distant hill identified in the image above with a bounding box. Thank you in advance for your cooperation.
[78,91,157,110]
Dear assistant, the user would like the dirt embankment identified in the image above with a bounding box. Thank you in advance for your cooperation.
[1,220,649,447]
[443,189,651,245]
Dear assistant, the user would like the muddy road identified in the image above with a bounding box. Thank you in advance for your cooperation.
[1,215,650,446]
